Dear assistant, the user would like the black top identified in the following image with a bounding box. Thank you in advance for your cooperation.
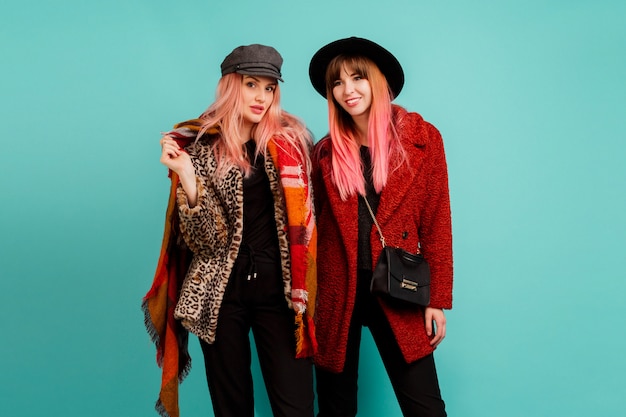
[241,140,280,262]
[357,146,381,271]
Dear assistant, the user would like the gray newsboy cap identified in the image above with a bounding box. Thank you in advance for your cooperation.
[220,44,284,82]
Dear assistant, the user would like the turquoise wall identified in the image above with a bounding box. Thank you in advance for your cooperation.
[1,0,625,416]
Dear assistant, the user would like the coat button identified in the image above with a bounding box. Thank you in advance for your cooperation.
[402,231,409,239]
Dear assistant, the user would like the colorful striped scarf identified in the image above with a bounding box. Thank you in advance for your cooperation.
[142,121,317,417]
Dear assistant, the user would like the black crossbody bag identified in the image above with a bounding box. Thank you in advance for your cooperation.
[362,196,431,306]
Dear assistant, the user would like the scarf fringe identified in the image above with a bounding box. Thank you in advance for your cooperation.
[294,313,317,358]
[143,299,192,379]
[295,313,305,356]
[155,399,170,417]
[141,299,163,364]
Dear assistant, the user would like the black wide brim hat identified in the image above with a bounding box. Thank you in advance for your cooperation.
[309,37,404,99]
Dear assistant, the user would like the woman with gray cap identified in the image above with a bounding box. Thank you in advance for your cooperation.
[308,37,452,417]
[144,43,317,417]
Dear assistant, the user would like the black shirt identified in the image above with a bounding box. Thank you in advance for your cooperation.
[241,140,280,261]
[357,146,381,271]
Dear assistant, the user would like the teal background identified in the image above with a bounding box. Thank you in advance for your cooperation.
[1,0,625,416]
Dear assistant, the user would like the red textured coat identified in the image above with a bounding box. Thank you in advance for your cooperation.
[312,106,453,373]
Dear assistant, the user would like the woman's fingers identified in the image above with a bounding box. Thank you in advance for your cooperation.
[160,136,181,158]
[425,307,447,348]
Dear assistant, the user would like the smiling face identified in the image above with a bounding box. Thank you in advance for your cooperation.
[240,75,277,131]
[331,63,373,124]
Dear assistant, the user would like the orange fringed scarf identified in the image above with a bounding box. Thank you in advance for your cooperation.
[142,121,317,417]
[141,171,191,417]
[266,138,318,358]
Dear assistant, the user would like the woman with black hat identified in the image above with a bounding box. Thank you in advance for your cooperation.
[309,37,453,417]
[144,44,317,417]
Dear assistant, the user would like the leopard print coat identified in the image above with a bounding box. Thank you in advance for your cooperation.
[173,138,292,345]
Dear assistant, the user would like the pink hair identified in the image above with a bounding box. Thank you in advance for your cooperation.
[196,73,312,178]
[323,55,405,200]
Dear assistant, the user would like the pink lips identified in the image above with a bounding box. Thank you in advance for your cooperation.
[345,97,360,107]
[250,105,264,115]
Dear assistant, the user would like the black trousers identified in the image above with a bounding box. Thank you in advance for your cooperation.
[316,269,446,417]
[199,249,314,417]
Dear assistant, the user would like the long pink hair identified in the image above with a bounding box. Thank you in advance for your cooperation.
[322,55,405,200]
[195,73,312,178]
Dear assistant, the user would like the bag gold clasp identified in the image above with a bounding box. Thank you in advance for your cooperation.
[401,278,418,292]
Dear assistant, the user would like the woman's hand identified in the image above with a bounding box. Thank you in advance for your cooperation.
[425,307,447,348]
[159,135,198,207]
[160,135,192,175]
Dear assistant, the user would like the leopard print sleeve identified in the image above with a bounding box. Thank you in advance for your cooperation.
[175,144,233,256]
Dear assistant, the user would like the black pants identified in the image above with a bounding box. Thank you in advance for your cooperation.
[199,248,314,417]
[316,269,446,417]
